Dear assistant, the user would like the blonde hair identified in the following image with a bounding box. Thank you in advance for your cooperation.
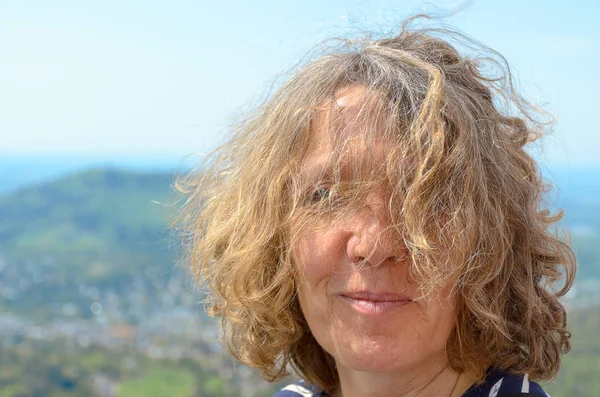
[175,16,576,391]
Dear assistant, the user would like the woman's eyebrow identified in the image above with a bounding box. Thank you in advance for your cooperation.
[300,155,372,185]
[299,161,331,185]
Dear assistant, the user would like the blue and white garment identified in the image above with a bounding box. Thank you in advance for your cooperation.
[273,369,550,397]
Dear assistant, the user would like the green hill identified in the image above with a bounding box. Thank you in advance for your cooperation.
[0,169,183,321]
[0,169,174,269]
[0,168,172,256]
[0,168,280,396]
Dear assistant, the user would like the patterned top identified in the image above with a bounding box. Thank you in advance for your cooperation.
[273,369,550,397]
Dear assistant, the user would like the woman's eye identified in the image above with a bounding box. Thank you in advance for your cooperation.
[309,187,331,203]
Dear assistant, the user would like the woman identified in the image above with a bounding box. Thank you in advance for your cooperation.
[176,16,576,397]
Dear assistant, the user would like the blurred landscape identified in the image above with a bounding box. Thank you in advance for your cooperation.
[0,161,599,396]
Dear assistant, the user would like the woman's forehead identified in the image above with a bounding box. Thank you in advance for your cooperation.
[334,85,370,108]
[301,85,394,179]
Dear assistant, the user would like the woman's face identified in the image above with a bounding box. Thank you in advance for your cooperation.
[292,87,457,376]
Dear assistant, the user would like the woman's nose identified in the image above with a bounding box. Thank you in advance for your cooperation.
[345,196,407,266]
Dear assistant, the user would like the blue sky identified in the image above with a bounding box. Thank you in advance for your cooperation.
[1,0,598,166]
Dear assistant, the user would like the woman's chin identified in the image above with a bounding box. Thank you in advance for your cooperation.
[325,326,449,375]
[330,335,415,373]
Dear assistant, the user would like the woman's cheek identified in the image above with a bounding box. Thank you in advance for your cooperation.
[306,230,346,278]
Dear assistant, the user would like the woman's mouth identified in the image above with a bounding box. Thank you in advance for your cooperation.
[340,291,413,315]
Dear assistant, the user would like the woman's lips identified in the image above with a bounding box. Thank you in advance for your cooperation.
[339,291,413,315]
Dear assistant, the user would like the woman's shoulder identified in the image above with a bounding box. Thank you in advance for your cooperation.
[463,369,549,397]
[272,380,324,397]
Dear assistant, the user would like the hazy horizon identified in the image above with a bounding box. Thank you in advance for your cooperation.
[1,154,599,197]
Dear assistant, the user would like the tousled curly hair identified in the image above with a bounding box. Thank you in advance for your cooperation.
[175,16,576,392]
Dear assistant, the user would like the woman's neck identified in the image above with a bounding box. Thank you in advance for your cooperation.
[331,360,475,397]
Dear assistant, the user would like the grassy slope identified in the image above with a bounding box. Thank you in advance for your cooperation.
[0,168,176,277]
[0,169,183,321]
